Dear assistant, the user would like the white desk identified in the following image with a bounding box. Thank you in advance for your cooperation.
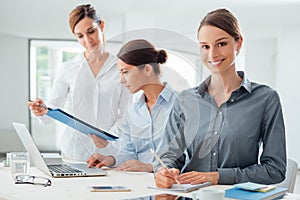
[0,166,299,200]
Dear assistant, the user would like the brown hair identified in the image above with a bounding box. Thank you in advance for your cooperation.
[198,8,241,41]
[69,4,101,34]
[117,39,167,75]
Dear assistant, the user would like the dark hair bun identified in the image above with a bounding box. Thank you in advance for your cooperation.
[157,50,167,64]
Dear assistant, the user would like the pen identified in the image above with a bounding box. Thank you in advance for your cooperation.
[150,148,183,189]
[28,100,53,110]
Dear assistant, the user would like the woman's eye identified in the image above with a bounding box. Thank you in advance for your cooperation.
[88,28,97,34]
[201,45,209,49]
[218,42,227,47]
[88,30,95,34]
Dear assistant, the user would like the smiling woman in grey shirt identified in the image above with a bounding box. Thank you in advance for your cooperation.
[155,8,286,187]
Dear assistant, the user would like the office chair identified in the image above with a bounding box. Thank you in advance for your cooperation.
[277,158,298,193]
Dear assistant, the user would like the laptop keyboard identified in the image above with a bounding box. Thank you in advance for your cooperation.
[48,164,82,173]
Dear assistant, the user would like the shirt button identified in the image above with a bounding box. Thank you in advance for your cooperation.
[214,131,218,135]
[213,152,216,156]
[230,98,235,102]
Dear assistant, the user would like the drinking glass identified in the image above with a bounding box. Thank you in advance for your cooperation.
[10,152,30,180]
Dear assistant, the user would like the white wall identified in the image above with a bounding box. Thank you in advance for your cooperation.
[244,38,277,87]
[0,33,29,152]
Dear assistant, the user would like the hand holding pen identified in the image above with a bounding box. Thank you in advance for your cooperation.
[150,149,183,189]
[28,98,51,116]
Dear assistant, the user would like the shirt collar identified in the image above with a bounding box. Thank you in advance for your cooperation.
[238,71,252,93]
[81,53,115,73]
[198,71,252,96]
[137,83,174,107]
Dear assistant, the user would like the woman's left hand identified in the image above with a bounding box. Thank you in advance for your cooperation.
[178,171,219,185]
[117,160,153,172]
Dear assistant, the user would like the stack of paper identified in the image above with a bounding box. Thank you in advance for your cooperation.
[233,182,276,192]
[148,182,212,193]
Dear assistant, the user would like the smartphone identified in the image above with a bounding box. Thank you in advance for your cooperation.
[89,186,131,192]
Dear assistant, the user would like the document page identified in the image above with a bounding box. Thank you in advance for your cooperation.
[148,182,211,193]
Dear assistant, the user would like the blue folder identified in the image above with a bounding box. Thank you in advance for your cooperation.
[225,187,287,200]
[46,108,118,141]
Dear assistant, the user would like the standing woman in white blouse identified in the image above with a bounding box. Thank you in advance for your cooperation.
[28,4,130,161]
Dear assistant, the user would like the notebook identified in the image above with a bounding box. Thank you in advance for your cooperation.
[225,187,287,200]
[46,108,118,141]
[148,182,212,193]
[13,122,107,177]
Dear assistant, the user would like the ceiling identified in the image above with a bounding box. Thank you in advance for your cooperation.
[1,0,300,39]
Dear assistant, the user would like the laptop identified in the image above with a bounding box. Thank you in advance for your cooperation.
[12,122,107,177]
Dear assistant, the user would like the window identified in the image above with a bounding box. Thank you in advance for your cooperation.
[29,40,83,151]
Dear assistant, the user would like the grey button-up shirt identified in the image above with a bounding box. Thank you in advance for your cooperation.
[157,71,286,184]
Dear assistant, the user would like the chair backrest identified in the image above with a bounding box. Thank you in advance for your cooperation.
[277,158,298,193]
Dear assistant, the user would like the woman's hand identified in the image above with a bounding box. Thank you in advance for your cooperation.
[89,134,109,148]
[28,98,47,116]
[178,171,219,185]
[86,153,115,168]
[117,160,153,172]
[155,167,180,188]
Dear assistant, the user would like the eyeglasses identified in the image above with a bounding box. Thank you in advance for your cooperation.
[15,174,52,187]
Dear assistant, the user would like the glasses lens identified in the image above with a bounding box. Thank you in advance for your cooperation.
[15,175,51,187]
[15,174,32,182]
[33,177,52,186]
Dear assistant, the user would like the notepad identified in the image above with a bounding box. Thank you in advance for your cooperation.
[233,182,276,192]
[148,182,212,193]
[46,108,118,141]
[225,187,287,200]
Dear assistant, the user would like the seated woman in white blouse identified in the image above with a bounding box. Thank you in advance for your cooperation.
[86,39,177,172]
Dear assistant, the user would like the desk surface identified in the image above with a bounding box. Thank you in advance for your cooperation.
[0,166,299,200]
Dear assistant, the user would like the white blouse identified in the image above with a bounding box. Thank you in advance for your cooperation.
[41,53,130,161]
